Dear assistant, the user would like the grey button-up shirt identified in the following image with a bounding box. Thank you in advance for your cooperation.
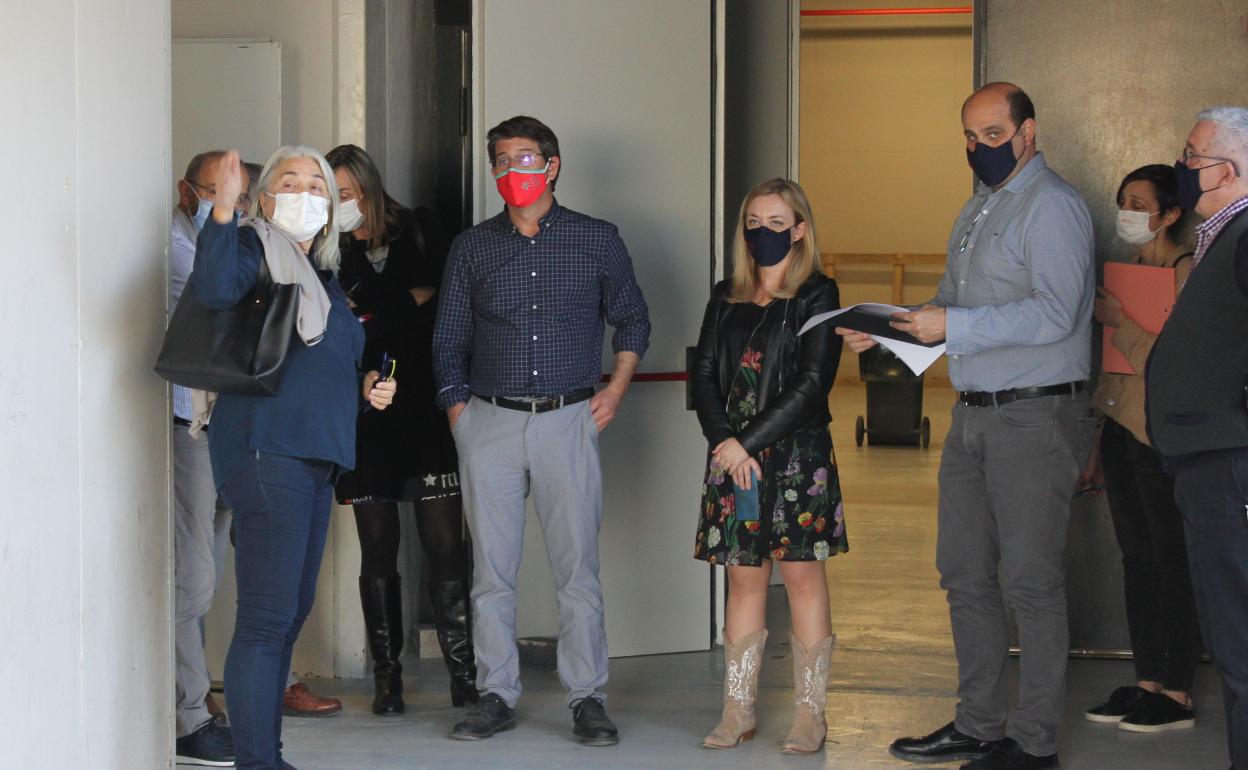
[933,152,1094,392]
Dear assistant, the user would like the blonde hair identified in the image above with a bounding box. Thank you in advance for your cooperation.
[728,178,822,303]
[252,145,341,271]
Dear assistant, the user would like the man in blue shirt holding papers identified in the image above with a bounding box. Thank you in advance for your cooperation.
[840,82,1095,770]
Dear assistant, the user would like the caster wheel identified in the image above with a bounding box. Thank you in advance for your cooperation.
[855,415,865,447]
[921,416,931,449]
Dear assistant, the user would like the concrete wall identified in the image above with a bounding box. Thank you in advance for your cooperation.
[172,0,340,151]
[0,0,173,766]
[983,0,1248,652]
[799,0,973,384]
[366,0,439,209]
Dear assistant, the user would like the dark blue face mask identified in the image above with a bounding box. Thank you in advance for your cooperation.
[966,126,1022,187]
[1173,159,1231,211]
[743,225,794,267]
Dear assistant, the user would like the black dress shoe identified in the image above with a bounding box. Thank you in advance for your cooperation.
[961,738,1058,770]
[889,721,1000,764]
[572,697,619,746]
[450,692,516,740]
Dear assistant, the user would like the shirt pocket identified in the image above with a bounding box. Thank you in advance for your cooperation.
[976,216,1031,301]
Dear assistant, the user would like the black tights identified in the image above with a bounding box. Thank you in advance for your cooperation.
[354,497,469,583]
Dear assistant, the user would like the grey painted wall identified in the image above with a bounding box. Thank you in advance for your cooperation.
[1,0,172,766]
[724,0,795,270]
[367,0,439,209]
[983,0,1248,651]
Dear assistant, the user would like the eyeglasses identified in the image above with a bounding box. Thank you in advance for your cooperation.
[1178,149,1240,175]
[186,178,217,198]
[490,151,544,172]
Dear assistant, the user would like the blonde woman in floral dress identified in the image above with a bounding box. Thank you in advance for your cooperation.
[691,178,847,754]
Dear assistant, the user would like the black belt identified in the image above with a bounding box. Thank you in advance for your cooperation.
[173,417,192,427]
[958,381,1084,408]
[473,388,594,414]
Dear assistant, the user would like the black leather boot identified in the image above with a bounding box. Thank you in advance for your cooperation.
[430,578,479,707]
[359,575,405,715]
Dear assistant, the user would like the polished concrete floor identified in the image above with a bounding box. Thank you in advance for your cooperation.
[244,386,1228,770]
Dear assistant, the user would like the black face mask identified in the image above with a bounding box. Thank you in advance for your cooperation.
[743,225,794,267]
[966,126,1022,187]
[1173,159,1230,211]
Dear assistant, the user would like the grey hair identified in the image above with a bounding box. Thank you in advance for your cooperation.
[1197,106,1248,174]
[252,145,340,271]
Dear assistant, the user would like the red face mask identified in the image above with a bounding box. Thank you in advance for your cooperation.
[494,164,549,208]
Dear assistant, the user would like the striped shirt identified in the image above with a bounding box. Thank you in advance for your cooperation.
[432,201,650,409]
[1193,195,1248,269]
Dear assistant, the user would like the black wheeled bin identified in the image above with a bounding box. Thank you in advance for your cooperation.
[855,345,930,448]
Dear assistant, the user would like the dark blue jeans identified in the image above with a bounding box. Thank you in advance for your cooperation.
[220,451,334,770]
[1173,447,1248,770]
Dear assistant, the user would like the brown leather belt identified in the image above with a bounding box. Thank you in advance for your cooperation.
[958,381,1084,408]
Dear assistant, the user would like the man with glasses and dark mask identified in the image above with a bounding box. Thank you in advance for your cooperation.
[1146,105,1248,770]
[433,115,650,746]
[838,83,1095,770]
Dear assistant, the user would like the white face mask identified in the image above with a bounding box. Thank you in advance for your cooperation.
[267,191,329,242]
[337,198,365,232]
[1116,208,1160,246]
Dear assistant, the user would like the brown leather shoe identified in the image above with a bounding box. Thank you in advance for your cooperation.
[282,682,342,718]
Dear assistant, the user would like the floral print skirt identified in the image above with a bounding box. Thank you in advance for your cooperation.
[694,426,848,566]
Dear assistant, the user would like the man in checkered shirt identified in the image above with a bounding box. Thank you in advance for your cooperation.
[434,115,650,747]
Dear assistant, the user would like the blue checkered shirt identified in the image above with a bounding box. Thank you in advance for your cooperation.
[433,201,651,409]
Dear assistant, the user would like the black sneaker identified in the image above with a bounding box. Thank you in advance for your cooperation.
[571,698,619,747]
[174,720,235,766]
[450,692,517,740]
[1118,692,1196,733]
[960,738,1058,770]
[1085,685,1151,723]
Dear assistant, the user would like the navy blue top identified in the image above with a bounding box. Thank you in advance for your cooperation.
[190,217,366,489]
[432,201,651,409]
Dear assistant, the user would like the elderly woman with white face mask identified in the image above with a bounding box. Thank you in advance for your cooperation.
[189,147,397,770]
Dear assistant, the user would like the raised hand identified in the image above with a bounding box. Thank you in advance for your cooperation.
[211,150,246,224]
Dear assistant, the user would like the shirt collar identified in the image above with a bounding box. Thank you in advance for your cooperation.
[1196,194,1248,236]
[486,198,564,233]
[999,151,1048,195]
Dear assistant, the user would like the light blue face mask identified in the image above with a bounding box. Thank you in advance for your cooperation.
[191,193,213,230]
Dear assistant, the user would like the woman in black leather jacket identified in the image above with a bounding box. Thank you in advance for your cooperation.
[693,178,847,755]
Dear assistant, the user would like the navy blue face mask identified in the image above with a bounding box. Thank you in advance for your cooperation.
[1173,159,1231,211]
[743,225,794,267]
[966,126,1022,187]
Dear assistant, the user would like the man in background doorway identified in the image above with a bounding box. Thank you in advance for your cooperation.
[170,150,236,765]
[433,115,650,746]
[1146,105,1248,770]
[839,82,1095,770]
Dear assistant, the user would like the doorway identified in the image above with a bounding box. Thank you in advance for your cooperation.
[797,0,973,661]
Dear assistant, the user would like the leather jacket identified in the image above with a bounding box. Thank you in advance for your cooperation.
[691,273,842,455]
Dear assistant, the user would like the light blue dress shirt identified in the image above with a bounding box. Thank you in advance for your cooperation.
[169,207,198,421]
[933,152,1095,392]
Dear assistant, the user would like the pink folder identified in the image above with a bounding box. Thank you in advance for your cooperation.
[1102,262,1176,375]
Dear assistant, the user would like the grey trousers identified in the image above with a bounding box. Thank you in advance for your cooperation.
[173,425,233,737]
[453,397,607,708]
[935,393,1094,756]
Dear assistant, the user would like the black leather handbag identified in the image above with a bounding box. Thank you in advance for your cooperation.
[154,263,299,395]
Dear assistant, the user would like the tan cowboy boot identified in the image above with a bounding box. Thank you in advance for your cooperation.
[781,633,834,754]
[702,628,768,749]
